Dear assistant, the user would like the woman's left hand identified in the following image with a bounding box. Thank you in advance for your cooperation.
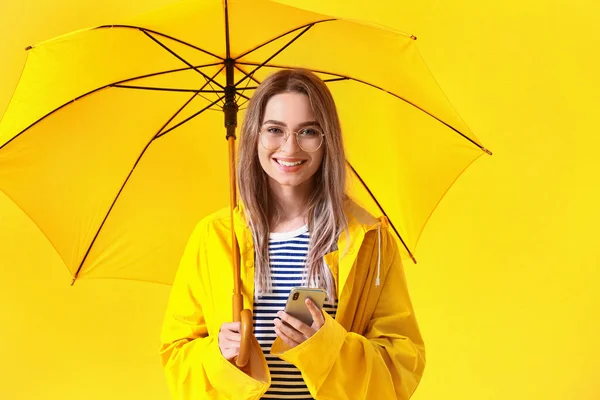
[274,298,325,348]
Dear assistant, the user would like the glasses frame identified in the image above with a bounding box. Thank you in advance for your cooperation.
[258,126,325,153]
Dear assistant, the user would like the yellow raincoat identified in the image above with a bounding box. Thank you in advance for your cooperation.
[160,200,425,399]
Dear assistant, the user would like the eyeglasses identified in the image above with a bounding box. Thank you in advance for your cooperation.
[259,125,325,153]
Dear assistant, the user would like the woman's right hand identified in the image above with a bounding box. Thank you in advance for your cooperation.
[218,322,242,361]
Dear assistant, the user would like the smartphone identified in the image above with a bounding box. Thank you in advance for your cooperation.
[284,287,327,326]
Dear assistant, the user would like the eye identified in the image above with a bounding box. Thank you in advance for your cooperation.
[298,127,321,137]
[266,126,284,135]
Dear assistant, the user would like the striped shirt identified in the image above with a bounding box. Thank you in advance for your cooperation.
[253,225,338,399]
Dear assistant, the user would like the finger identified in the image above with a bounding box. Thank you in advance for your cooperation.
[274,323,301,348]
[218,334,240,360]
[222,345,240,360]
[218,333,233,351]
[277,311,313,337]
[274,317,307,343]
[218,328,241,348]
[223,330,241,342]
[306,298,325,328]
[220,322,241,333]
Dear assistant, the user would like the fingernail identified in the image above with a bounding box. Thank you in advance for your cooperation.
[277,311,283,317]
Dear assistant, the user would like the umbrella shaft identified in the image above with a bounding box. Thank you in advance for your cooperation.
[224,58,238,139]
[228,136,242,303]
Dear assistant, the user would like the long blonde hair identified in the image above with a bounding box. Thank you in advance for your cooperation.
[238,69,348,300]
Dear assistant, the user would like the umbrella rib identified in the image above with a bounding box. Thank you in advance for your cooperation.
[235,68,257,109]
[323,77,350,84]
[155,65,225,137]
[236,62,492,154]
[0,63,227,151]
[114,61,225,88]
[71,95,225,284]
[236,61,350,81]
[233,24,315,88]
[194,64,227,110]
[155,92,200,137]
[234,64,261,85]
[346,161,417,264]
[120,62,225,85]
[113,85,225,93]
[0,86,108,151]
[95,24,224,61]
[155,95,225,138]
[235,19,335,60]
[234,64,260,102]
[141,30,226,91]
[236,92,251,102]
[228,77,349,92]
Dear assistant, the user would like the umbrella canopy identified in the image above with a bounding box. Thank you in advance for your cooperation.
[0,0,490,287]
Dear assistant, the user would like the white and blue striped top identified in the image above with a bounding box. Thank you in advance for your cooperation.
[253,225,338,399]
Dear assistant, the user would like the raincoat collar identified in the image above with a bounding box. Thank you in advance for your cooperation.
[232,199,388,298]
[232,198,385,234]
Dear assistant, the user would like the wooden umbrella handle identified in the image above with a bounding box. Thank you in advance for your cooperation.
[234,308,253,368]
[231,244,252,370]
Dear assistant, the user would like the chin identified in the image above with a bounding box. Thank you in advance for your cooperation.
[268,173,314,188]
[272,177,308,187]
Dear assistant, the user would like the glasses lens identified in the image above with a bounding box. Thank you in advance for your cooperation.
[297,127,323,152]
[260,128,285,150]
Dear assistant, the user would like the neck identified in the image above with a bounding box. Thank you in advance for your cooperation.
[268,178,313,225]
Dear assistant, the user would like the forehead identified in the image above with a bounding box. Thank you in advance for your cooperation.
[262,92,315,124]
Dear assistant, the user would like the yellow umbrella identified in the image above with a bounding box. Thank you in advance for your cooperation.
[0,0,490,368]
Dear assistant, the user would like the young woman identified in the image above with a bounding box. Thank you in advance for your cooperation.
[160,69,425,399]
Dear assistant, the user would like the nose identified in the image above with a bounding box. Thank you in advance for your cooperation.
[280,132,301,153]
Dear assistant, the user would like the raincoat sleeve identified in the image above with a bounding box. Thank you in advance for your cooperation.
[159,220,269,400]
[271,229,425,399]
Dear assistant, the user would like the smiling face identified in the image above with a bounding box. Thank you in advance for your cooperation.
[257,92,325,191]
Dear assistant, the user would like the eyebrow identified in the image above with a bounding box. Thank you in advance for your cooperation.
[262,119,320,128]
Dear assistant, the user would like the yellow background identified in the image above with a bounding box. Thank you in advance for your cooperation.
[1,0,598,399]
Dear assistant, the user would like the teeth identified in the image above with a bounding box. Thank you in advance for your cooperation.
[277,159,304,167]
